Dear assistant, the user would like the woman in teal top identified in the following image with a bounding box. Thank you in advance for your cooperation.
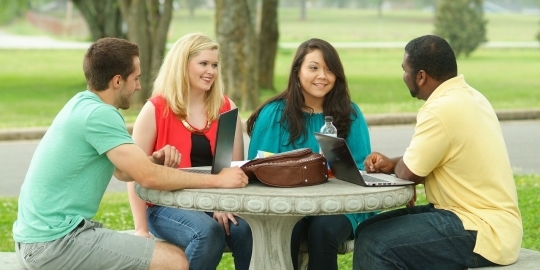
[246,38,375,270]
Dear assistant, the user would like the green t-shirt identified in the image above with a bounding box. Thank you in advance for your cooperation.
[13,90,134,243]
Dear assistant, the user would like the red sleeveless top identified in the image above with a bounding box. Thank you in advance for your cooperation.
[150,95,232,168]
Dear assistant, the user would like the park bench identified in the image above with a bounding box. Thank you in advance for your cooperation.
[2,239,538,269]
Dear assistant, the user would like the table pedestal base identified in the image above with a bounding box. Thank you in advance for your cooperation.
[240,214,303,270]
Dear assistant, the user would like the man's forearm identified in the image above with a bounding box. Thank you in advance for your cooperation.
[134,164,220,191]
[395,158,425,184]
[114,168,133,182]
[114,155,159,182]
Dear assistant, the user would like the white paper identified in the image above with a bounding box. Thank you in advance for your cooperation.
[230,160,250,167]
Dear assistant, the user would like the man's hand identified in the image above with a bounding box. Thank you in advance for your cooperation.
[151,145,181,168]
[213,212,239,235]
[214,167,249,188]
[363,152,397,174]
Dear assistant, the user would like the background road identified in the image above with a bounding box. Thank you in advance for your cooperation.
[1,120,538,197]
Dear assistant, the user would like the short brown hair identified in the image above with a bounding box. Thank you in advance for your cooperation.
[83,37,139,91]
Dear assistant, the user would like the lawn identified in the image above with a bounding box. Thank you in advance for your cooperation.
[170,8,540,42]
[0,47,539,128]
[2,174,539,268]
[1,8,539,127]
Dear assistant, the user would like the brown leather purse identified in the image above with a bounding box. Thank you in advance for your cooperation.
[240,148,329,187]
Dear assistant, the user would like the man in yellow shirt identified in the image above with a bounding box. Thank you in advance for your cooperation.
[353,35,522,269]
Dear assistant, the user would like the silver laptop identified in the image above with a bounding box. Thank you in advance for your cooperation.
[181,108,238,174]
[314,133,414,187]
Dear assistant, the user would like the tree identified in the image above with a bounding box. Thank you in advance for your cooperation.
[537,21,540,42]
[184,0,202,17]
[72,0,172,104]
[71,0,125,41]
[258,0,279,91]
[0,0,25,25]
[215,0,259,111]
[299,0,307,20]
[434,0,487,57]
[118,0,173,104]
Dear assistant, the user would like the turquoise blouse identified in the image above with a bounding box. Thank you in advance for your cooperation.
[248,99,376,235]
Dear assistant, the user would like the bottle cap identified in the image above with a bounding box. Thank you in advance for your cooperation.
[324,116,333,121]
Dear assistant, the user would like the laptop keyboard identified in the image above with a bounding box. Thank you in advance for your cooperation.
[182,169,211,174]
[361,173,390,183]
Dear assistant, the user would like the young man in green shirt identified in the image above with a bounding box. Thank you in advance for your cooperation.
[13,37,248,270]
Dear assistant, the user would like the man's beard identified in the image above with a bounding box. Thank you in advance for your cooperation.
[409,83,420,98]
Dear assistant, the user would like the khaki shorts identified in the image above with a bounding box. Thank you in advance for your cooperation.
[15,219,155,270]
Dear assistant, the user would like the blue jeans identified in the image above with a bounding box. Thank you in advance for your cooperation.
[147,205,252,270]
[291,215,352,270]
[353,204,498,270]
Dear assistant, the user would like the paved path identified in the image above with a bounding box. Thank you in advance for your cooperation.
[1,120,538,197]
[2,32,539,49]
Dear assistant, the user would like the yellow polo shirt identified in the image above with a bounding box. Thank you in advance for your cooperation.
[403,75,522,265]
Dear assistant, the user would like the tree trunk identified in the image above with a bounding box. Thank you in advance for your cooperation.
[377,0,384,18]
[71,0,125,41]
[118,0,173,105]
[186,0,197,17]
[299,0,307,20]
[215,0,259,111]
[258,0,279,92]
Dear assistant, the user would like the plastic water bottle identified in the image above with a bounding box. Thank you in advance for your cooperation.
[320,116,337,177]
[320,116,337,138]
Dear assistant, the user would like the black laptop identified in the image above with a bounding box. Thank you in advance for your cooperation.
[314,133,414,187]
[181,108,238,174]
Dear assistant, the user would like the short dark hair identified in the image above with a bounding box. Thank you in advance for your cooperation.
[404,35,457,81]
[83,37,139,91]
[246,38,356,145]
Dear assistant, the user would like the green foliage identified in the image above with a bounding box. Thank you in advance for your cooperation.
[537,19,540,42]
[0,0,28,25]
[434,0,487,57]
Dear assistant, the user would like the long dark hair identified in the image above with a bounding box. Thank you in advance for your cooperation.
[246,38,356,146]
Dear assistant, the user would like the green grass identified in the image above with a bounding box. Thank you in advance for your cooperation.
[0,47,539,128]
[170,8,540,42]
[1,8,539,127]
[2,174,539,268]
[0,50,87,127]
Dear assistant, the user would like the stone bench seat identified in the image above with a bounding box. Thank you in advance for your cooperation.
[2,239,538,270]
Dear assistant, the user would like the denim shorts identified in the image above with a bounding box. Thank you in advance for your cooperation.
[15,219,155,270]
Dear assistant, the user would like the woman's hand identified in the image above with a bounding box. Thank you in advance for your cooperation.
[213,212,239,235]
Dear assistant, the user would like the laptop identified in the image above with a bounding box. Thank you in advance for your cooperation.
[314,133,414,187]
[181,108,238,174]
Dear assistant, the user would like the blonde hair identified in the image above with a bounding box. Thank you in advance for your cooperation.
[151,33,224,120]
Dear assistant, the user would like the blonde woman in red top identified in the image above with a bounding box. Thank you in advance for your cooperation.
[127,33,252,270]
